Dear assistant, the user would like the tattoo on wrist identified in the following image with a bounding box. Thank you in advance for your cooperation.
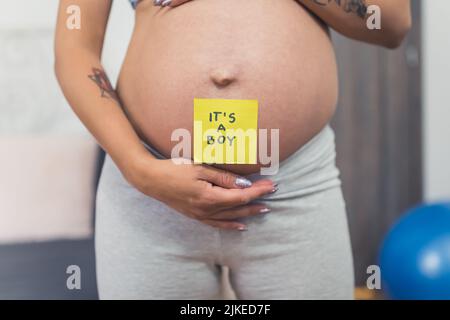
[88,67,120,104]
[311,0,368,18]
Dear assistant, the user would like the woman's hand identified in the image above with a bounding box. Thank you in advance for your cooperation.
[153,0,193,8]
[125,153,277,231]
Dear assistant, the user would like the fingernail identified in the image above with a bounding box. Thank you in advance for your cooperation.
[273,183,279,188]
[161,0,172,6]
[238,225,248,231]
[270,187,278,194]
[235,177,252,188]
[154,0,163,5]
[260,208,271,214]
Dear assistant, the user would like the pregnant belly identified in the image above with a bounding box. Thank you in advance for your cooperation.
[117,0,338,175]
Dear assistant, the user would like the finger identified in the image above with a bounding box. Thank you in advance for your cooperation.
[202,219,248,231]
[199,166,255,189]
[209,183,277,208]
[211,204,271,220]
[154,0,191,7]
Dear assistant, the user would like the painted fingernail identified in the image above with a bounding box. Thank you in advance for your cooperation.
[260,208,271,214]
[161,0,172,6]
[235,177,252,188]
[273,183,279,188]
[270,187,278,194]
[154,0,163,5]
[238,225,248,231]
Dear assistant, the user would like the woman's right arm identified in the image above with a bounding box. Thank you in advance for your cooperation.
[55,0,276,230]
[55,0,147,178]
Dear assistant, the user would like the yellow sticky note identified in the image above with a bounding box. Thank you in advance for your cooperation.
[194,98,258,164]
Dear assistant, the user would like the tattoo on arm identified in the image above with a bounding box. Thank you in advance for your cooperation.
[311,0,368,18]
[88,68,120,104]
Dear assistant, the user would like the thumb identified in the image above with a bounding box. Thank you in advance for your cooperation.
[200,167,253,189]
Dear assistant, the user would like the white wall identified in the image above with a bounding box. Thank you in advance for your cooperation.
[423,0,450,202]
[0,0,133,243]
[103,0,135,82]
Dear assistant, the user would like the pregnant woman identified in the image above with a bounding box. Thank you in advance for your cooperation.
[55,0,411,299]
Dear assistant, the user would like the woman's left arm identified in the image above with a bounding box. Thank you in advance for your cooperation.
[298,0,412,49]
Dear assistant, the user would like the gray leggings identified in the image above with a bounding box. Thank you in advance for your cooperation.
[95,126,354,299]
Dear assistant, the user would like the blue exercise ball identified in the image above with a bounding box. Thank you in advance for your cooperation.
[380,203,450,300]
